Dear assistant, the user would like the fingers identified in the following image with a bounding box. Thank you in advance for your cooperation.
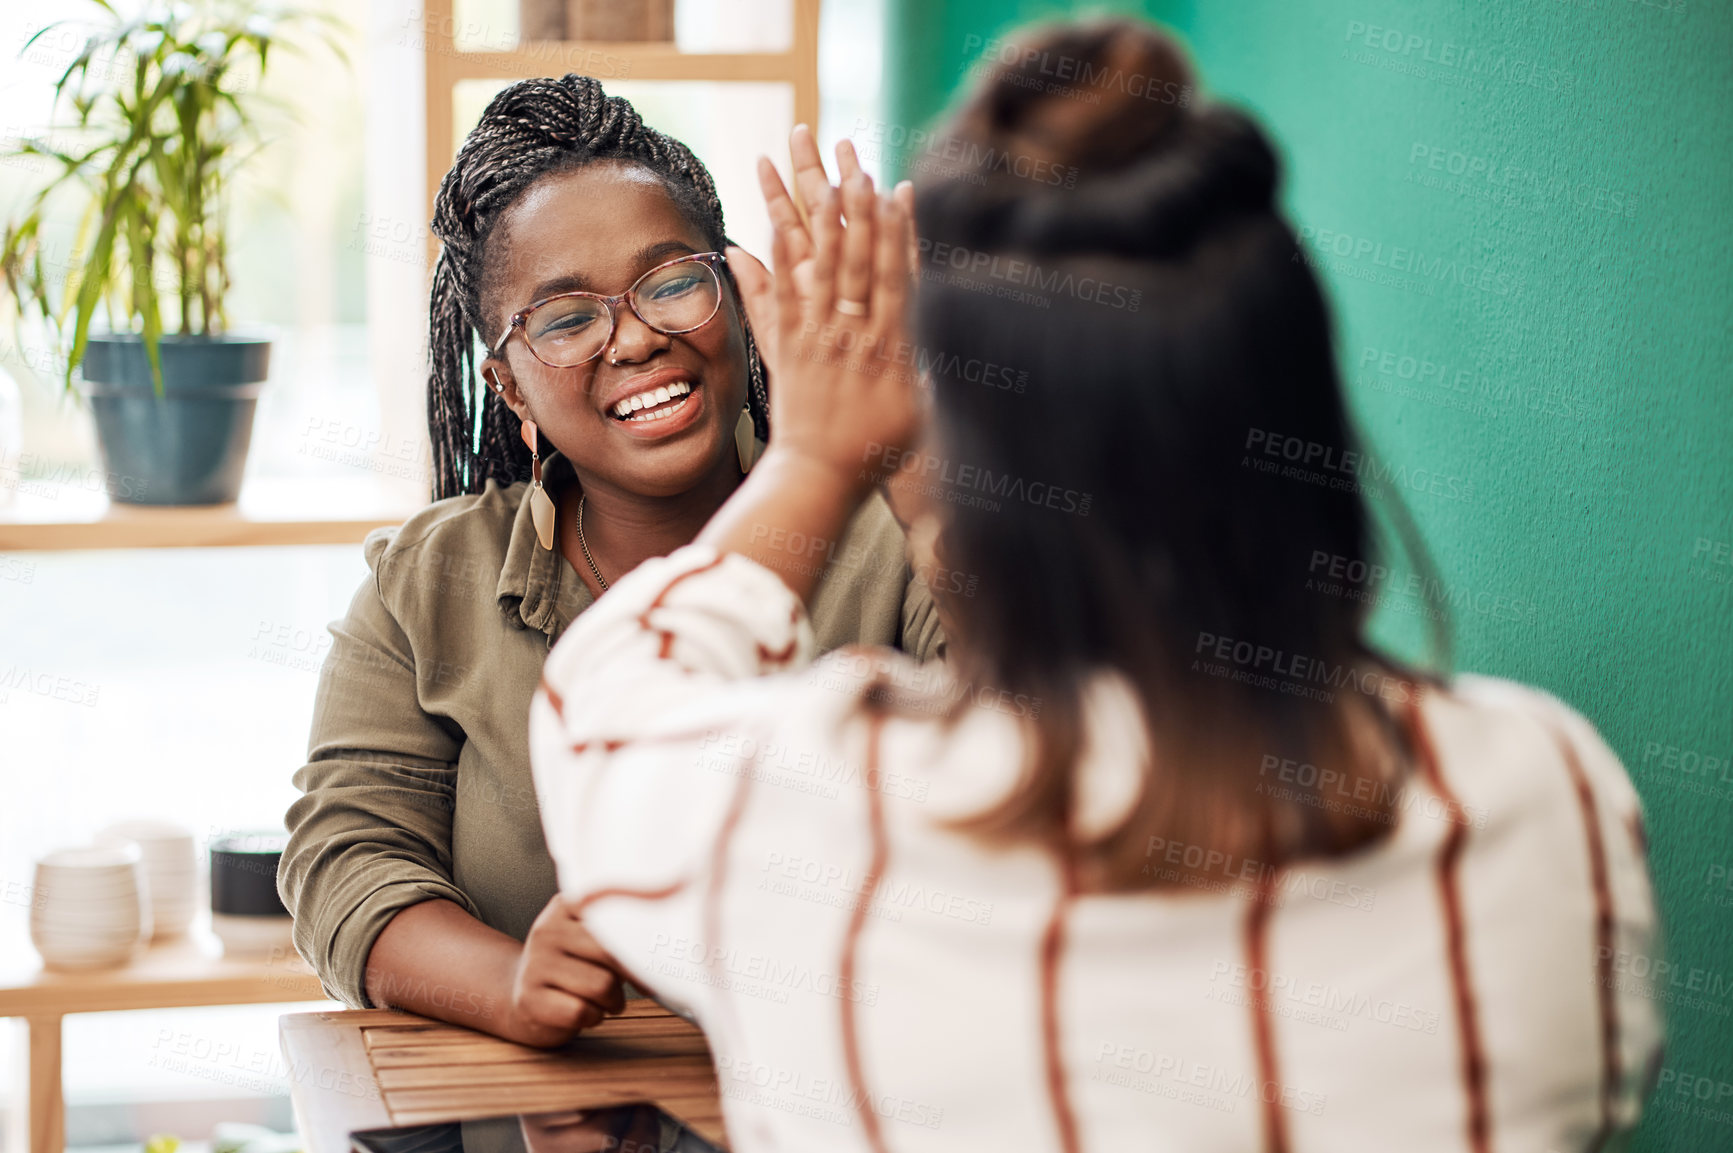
[551,951,625,1014]
[870,193,909,326]
[530,901,627,1014]
[757,155,814,271]
[770,214,804,351]
[894,180,919,277]
[834,161,877,315]
[726,245,776,360]
[562,925,628,1014]
[834,136,864,190]
[539,918,627,1013]
[518,983,605,1037]
[788,123,832,230]
[806,185,844,320]
[727,244,771,304]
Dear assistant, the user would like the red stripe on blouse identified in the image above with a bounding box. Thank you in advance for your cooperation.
[755,603,805,667]
[639,553,729,659]
[1405,694,1491,1153]
[1245,868,1290,1153]
[1040,854,1081,1153]
[567,881,689,1008]
[839,709,891,1153]
[757,638,799,666]
[543,551,743,726]
[571,880,689,917]
[1549,724,1622,1151]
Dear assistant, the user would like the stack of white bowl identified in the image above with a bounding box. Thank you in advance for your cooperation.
[29,845,150,970]
[98,819,198,939]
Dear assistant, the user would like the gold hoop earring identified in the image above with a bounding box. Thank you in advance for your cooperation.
[521,419,556,551]
[734,406,761,474]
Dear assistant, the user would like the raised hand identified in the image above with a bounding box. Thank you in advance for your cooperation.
[701,139,924,602]
[731,128,888,383]
[761,146,919,489]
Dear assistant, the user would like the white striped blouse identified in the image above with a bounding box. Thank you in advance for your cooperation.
[529,545,1663,1153]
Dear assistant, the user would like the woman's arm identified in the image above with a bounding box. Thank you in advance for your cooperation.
[282,545,477,1005]
[283,533,621,1046]
[364,897,623,1044]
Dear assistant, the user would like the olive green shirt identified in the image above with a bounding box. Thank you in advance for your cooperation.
[280,453,943,1007]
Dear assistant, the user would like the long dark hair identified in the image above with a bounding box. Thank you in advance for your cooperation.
[913,19,1446,887]
[427,75,770,501]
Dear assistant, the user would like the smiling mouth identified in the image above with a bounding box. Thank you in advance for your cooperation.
[610,379,696,423]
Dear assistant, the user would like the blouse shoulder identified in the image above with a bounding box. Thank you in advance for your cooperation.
[1437,674,1646,827]
[364,481,522,572]
[353,481,527,642]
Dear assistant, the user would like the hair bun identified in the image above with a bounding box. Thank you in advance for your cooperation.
[918,19,1279,260]
[961,18,1193,171]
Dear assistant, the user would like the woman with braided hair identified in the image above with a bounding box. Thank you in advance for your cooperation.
[280,76,943,1047]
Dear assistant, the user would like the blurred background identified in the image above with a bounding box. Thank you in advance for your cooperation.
[0,1,1727,1151]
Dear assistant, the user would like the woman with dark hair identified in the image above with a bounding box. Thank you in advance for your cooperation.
[530,18,1663,1151]
[279,77,944,1047]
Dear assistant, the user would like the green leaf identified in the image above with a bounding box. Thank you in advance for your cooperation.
[122,197,163,394]
[3,0,351,386]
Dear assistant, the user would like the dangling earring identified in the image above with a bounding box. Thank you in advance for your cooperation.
[521,419,556,550]
[734,406,762,474]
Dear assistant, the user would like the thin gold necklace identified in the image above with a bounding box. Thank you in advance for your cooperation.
[575,494,608,592]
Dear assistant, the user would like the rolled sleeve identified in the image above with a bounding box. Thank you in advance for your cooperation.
[281,532,479,1007]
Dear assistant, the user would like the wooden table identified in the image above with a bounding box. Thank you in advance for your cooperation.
[280,1001,727,1153]
[0,926,330,1153]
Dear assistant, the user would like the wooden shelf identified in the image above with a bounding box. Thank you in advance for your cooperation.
[0,478,420,551]
[421,0,822,267]
[440,46,804,85]
[0,919,328,1018]
[2,912,332,1153]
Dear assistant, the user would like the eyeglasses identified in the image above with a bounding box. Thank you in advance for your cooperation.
[491,251,728,368]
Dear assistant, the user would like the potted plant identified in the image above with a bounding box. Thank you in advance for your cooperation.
[1,1,342,505]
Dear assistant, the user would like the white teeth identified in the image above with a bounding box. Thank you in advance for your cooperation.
[623,394,691,423]
[611,380,694,419]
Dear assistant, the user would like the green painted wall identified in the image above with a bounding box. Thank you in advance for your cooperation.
[886,1,1732,1147]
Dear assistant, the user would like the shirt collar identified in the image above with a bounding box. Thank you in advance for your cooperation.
[497,448,595,644]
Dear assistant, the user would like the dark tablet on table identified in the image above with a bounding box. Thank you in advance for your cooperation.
[350,1105,724,1153]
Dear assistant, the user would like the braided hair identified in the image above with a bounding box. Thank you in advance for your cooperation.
[427,74,771,501]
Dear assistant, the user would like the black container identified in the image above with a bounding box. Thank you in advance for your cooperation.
[209,831,290,917]
[81,334,271,506]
